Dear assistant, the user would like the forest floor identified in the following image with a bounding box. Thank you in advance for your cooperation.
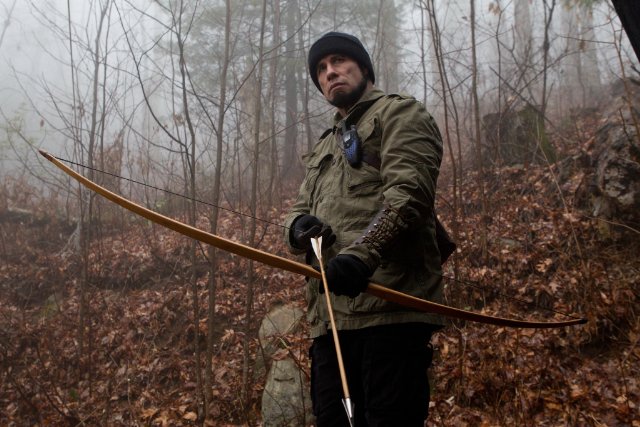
[1,109,639,426]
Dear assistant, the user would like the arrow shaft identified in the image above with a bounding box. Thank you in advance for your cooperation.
[312,237,352,425]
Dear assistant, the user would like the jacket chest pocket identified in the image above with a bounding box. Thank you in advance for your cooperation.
[303,152,333,203]
[346,119,382,195]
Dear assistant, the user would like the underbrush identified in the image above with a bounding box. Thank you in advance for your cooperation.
[1,110,639,425]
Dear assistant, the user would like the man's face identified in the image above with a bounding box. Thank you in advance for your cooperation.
[316,54,368,110]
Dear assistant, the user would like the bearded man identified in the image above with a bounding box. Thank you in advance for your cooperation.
[284,32,445,427]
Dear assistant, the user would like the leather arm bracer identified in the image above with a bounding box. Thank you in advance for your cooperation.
[343,205,410,271]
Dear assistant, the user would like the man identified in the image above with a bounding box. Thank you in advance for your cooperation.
[284,32,445,426]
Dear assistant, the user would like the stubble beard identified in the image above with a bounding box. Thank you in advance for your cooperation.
[328,76,368,110]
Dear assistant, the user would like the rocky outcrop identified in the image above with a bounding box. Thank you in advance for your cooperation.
[583,79,640,228]
[483,103,556,166]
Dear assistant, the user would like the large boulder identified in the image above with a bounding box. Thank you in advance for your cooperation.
[258,304,313,426]
[256,303,304,377]
[262,358,313,426]
[483,103,556,166]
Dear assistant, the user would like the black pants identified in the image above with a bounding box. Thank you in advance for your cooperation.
[310,323,434,427]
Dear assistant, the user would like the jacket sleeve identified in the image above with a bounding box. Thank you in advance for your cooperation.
[340,97,443,271]
[284,158,314,255]
[284,193,311,255]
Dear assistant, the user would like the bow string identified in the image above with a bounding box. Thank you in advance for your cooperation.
[39,150,587,329]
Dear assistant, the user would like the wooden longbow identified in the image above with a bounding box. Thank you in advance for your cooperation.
[40,150,587,329]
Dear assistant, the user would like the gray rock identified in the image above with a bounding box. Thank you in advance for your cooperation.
[258,304,313,425]
[262,358,313,427]
[256,304,304,377]
[593,122,640,220]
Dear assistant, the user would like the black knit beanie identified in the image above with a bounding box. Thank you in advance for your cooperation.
[308,32,375,92]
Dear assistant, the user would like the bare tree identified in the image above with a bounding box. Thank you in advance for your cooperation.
[282,0,300,180]
[541,0,558,118]
[117,0,209,417]
[514,0,534,82]
[242,0,268,420]
[371,0,401,93]
[421,0,463,239]
[266,0,282,205]
[579,2,603,106]
[204,0,232,414]
[469,0,487,259]
[0,0,17,48]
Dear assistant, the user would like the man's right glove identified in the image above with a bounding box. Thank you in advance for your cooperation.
[290,214,336,251]
[324,254,371,298]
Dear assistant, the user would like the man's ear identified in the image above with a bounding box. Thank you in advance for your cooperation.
[361,66,373,84]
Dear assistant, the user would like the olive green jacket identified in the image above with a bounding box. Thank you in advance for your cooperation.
[285,88,445,337]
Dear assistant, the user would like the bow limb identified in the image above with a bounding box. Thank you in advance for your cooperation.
[40,150,586,329]
[365,284,585,328]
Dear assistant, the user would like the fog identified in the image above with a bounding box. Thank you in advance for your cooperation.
[0,0,633,192]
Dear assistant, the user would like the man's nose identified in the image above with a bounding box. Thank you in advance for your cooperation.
[325,64,338,79]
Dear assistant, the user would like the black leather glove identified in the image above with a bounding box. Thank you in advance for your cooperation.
[291,214,336,251]
[323,254,371,298]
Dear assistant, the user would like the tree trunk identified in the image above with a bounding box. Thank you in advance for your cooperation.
[267,0,281,206]
[205,0,232,412]
[283,0,300,179]
[470,0,488,261]
[242,0,268,420]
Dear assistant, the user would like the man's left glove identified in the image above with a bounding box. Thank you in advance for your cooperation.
[323,254,372,298]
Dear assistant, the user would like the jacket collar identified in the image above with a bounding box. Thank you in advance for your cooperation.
[332,88,386,126]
